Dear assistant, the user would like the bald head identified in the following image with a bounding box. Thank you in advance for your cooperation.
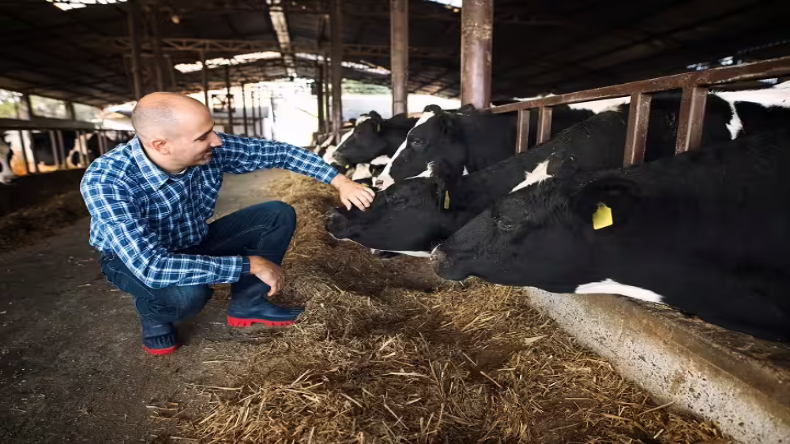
[132,92,209,140]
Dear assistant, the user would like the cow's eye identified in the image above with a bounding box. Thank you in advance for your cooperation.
[496,217,515,232]
[411,137,424,147]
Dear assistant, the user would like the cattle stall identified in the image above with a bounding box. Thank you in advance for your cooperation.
[0,119,133,176]
[491,55,790,161]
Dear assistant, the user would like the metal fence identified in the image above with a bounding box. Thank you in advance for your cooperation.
[0,119,133,175]
[490,55,790,166]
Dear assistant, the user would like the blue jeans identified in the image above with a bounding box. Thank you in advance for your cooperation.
[99,201,297,327]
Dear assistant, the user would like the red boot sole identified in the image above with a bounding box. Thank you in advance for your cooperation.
[227,316,297,328]
[144,344,180,355]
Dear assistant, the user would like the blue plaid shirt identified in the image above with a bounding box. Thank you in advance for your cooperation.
[80,133,338,289]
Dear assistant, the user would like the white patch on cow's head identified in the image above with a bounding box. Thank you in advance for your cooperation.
[575,279,664,304]
[323,144,339,164]
[370,155,390,165]
[509,159,553,193]
[335,128,355,151]
[725,99,742,140]
[406,162,434,180]
[462,166,469,176]
[376,109,438,190]
[0,137,15,185]
[351,163,373,181]
[376,250,431,258]
[356,115,371,124]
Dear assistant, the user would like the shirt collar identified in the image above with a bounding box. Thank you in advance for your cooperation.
[131,136,175,190]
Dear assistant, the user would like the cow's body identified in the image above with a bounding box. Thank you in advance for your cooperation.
[326,94,739,255]
[433,130,790,342]
[333,111,418,166]
[375,104,597,189]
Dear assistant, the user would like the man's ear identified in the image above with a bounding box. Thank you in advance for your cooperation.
[150,138,169,155]
[570,176,640,229]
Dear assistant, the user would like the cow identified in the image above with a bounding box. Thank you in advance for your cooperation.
[0,133,14,184]
[432,130,790,342]
[333,111,418,166]
[325,94,738,256]
[374,103,596,189]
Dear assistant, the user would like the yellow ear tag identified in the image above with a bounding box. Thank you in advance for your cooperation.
[443,191,451,210]
[592,203,613,230]
[345,164,350,168]
[377,124,381,132]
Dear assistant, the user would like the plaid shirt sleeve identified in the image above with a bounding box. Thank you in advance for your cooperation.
[81,175,243,289]
[217,133,339,183]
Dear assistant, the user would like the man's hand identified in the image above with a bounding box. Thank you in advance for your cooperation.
[249,256,285,296]
[331,174,376,211]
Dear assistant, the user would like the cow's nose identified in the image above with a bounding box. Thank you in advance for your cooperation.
[430,247,446,264]
[374,179,384,188]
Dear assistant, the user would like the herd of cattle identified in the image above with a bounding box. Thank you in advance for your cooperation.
[322,91,790,342]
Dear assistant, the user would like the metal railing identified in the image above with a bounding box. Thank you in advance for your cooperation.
[490,55,790,166]
[0,118,133,175]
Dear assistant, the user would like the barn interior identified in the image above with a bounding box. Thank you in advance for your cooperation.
[1,0,790,442]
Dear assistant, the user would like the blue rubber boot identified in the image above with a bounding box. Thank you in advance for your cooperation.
[142,322,179,355]
[227,274,305,327]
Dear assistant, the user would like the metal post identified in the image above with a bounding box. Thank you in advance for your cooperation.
[48,130,59,167]
[65,102,76,120]
[164,54,177,90]
[128,0,143,100]
[56,131,66,170]
[250,89,257,137]
[516,109,531,153]
[316,62,325,133]
[324,53,331,134]
[18,130,31,175]
[676,86,708,154]
[225,63,234,134]
[77,131,88,167]
[535,106,553,145]
[257,85,264,137]
[390,0,408,115]
[150,7,164,91]
[331,0,343,143]
[200,50,209,108]
[460,0,493,109]
[623,93,652,166]
[241,82,248,135]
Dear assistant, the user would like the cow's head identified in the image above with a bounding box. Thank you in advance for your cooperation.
[0,132,16,185]
[333,112,389,165]
[387,104,472,182]
[432,175,639,292]
[325,160,464,254]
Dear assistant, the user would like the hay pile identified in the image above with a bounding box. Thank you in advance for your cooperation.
[177,173,726,443]
[0,190,88,251]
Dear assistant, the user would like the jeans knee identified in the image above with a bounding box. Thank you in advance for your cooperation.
[263,201,296,232]
[167,285,213,319]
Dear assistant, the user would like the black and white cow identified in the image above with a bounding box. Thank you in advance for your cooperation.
[326,94,739,256]
[0,133,14,184]
[374,103,596,189]
[432,130,790,342]
[333,111,418,166]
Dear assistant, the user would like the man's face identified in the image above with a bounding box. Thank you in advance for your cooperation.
[169,107,223,167]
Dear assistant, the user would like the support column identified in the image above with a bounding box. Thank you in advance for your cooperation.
[316,62,325,133]
[390,0,408,116]
[331,0,343,143]
[460,0,493,109]
[250,89,257,137]
[150,7,164,91]
[200,50,209,108]
[241,82,248,135]
[257,85,265,137]
[225,63,234,135]
[127,0,143,100]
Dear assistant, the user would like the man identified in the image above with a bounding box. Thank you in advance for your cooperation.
[80,92,375,355]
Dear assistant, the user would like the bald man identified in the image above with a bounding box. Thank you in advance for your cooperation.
[80,92,374,355]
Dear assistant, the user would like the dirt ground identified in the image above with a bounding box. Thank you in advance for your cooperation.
[0,170,292,443]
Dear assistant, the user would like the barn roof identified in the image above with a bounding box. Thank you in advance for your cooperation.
[1,0,789,107]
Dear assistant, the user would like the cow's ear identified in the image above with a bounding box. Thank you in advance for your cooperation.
[457,103,477,115]
[424,104,444,115]
[369,110,383,122]
[432,159,461,211]
[571,176,639,230]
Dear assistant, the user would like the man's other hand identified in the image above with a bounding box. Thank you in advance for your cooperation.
[331,174,376,211]
[249,256,285,296]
